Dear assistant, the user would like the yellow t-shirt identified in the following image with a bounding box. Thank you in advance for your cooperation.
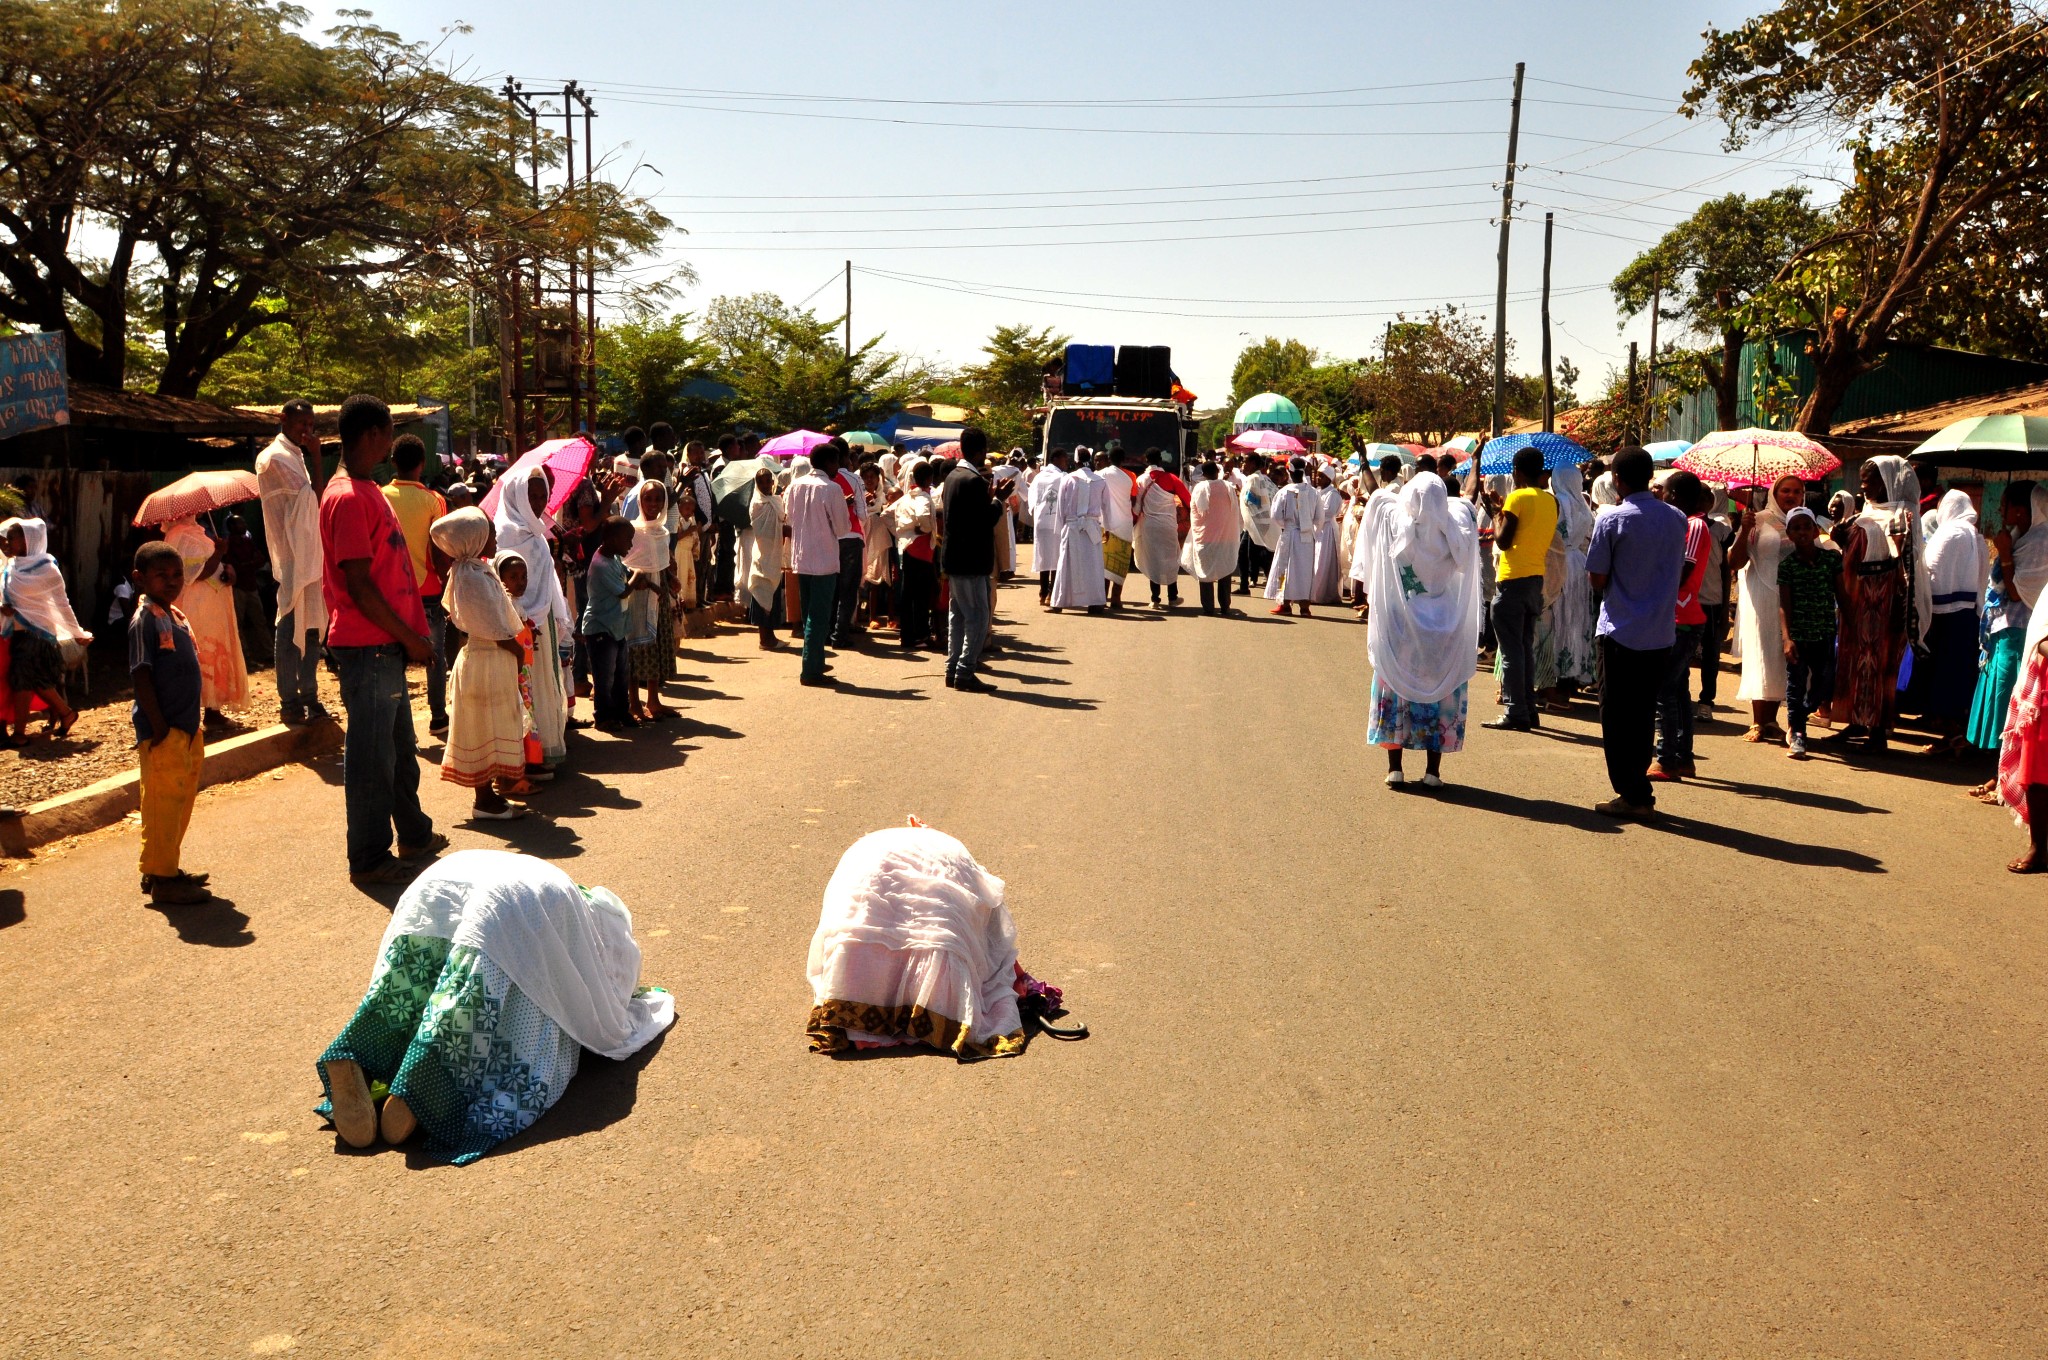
[381,480,447,595]
[1495,486,1557,582]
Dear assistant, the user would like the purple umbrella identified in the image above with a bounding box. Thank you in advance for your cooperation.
[761,430,832,460]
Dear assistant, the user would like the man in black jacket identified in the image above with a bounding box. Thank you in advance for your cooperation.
[940,427,1001,692]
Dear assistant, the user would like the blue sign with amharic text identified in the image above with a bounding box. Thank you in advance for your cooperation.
[0,332,69,440]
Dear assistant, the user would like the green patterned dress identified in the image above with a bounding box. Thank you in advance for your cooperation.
[317,934,583,1165]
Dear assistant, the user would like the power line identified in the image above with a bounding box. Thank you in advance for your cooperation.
[569,75,1508,107]
[647,162,1507,203]
[682,198,1502,238]
[671,211,1511,252]
[653,177,1500,215]
[854,264,1603,307]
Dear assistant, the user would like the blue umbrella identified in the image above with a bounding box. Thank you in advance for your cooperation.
[1452,431,1593,478]
[1644,439,1692,465]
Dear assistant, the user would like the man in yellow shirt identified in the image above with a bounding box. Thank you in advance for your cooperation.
[382,434,450,735]
[1484,444,1558,732]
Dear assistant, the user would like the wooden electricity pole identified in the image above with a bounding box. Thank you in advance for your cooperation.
[1540,211,1554,433]
[1488,61,1526,449]
[844,260,852,358]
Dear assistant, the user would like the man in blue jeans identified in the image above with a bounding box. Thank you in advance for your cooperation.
[940,426,1002,692]
[785,442,851,686]
[318,395,444,885]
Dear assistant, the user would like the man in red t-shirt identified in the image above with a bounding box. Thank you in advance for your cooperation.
[319,394,444,885]
[1651,470,1712,782]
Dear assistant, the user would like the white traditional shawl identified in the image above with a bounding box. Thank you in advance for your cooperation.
[1924,486,1987,613]
[432,508,522,642]
[624,480,672,573]
[0,517,92,645]
[254,433,328,629]
[2012,484,2048,611]
[381,849,672,1060]
[491,466,573,632]
[1365,473,1481,705]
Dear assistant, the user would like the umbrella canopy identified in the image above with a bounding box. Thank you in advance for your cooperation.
[1910,414,2048,469]
[1233,392,1302,428]
[479,436,598,519]
[133,469,259,526]
[712,455,778,528]
[761,429,832,460]
[927,440,963,459]
[1440,435,1482,455]
[1644,439,1693,465]
[842,430,887,450]
[1674,428,1839,488]
[1451,431,1592,478]
[1228,429,1306,455]
[1355,441,1424,468]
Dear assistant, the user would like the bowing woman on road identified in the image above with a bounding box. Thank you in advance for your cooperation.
[1365,471,1481,790]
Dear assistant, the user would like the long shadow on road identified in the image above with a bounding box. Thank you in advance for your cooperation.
[1432,783,1625,835]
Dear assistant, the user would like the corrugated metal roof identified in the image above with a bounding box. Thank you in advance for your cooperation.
[65,386,273,437]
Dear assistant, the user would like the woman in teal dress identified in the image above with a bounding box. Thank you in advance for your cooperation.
[317,850,673,1164]
[1971,483,2048,755]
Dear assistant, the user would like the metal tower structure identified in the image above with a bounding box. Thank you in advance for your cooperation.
[497,78,598,452]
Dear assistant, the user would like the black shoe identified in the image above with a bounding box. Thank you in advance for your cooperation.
[1482,715,1531,732]
[303,702,335,725]
[944,670,958,689]
[954,673,994,694]
[280,703,307,727]
[799,674,831,688]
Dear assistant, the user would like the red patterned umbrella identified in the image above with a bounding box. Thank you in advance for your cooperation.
[133,470,259,526]
[1674,428,1840,488]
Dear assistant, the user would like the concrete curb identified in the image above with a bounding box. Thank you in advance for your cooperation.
[0,719,344,857]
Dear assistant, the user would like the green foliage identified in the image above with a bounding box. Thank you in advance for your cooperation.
[594,313,730,437]
[1227,337,1318,412]
[1685,0,2048,431]
[957,323,1067,452]
[705,293,932,433]
[1360,307,1499,446]
[0,0,670,396]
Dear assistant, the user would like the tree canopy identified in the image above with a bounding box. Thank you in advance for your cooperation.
[0,0,667,397]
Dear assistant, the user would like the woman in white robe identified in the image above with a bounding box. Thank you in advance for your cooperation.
[806,822,1029,1059]
[1309,470,1344,605]
[1181,461,1243,615]
[317,849,673,1161]
[1264,461,1317,614]
[432,509,528,811]
[1727,473,1806,742]
[1546,464,1596,690]
[1365,472,1480,789]
[1923,486,1989,749]
[1132,461,1186,607]
[491,465,571,768]
[1050,459,1108,611]
[738,467,785,649]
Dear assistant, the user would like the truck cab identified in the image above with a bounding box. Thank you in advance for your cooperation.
[1038,396,1192,472]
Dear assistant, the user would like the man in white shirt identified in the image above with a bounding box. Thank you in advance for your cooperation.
[786,442,853,686]
[1239,453,1280,595]
[254,399,331,725]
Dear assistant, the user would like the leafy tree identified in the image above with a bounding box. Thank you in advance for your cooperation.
[594,312,730,436]
[1612,190,1826,429]
[709,293,930,432]
[959,323,1067,450]
[1227,336,1318,411]
[1686,0,2048,432]
[0,0,668,395]
[1361,307,1498,446]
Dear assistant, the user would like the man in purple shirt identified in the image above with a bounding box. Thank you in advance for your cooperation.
[1585,447,1688,818]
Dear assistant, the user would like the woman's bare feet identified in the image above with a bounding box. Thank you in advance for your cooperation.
[379,1094,418,1144]
[324,1059,378,1148]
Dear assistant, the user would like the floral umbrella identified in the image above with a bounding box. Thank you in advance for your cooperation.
[1675,427,1839,488]
[1228,429,1306,455]
[133,469,259,526]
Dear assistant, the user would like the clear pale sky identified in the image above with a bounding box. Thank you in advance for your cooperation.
[312,1,1838,405]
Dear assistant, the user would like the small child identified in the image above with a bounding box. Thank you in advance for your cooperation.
[490,551,546,793]
[581,515,643,731]
[1776,505,1844,760]
[128,541,211,905]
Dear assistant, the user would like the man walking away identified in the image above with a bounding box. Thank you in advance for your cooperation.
[382,434,448,737]
[941,427,1002,692]
[1028,448,1070,606]
[786,442,851,686]
[254,399,330,725]
[320,396,444,884]
[1484,445,1557,732]
[1585,446,1687,819]
[830,448,868,646]
[1651,472,1712,782]
[1239,453,1279,593]
[1099,443,1138,610]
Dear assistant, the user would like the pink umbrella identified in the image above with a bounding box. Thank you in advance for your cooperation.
[480,436,599,519]
[927,440,963,458]
[1228,429,1306,455]
[1674,428,1840,489]
[133,469,259,526]
[761,430,832,460]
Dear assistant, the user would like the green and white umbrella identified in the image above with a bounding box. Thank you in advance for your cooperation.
[1911,414,2048,470]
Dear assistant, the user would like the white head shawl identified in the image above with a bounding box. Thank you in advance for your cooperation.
[1924,486,1987,612]
[2009,484,2048,612]
[0,517,92,646]
[491,465,571,630]
[624,479,671,573]
[431,508,522,641]
[1550,463,1593,550]
[1591,471,1622,510]
[1861,455,1935,632]
[1364,472,1481,706]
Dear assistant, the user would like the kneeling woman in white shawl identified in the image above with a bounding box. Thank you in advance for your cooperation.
[317,849,674,1163]
[808,821,1035,1059]
[1364,472,1482,789]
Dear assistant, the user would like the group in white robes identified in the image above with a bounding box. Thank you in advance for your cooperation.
[1050,462,1108,611]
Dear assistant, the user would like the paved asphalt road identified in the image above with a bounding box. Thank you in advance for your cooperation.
[3,567,2044,1357]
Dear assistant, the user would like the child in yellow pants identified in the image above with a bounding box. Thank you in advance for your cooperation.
[129,542,211,906]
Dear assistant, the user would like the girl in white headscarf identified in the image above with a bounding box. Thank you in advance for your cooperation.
[491,466,570,768]
[1727,473,1807,741]
[1364,472,1482,789]
[624,479,677,721]
[162,515,249,720]
[430,509,527,818]
[1833,456,1923,750]
[1922,486,1989,752]
[1970,483,2048,767]
[0,517,88,740]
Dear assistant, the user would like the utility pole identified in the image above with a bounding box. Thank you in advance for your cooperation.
[1488,61,1526,455]
[1643,272,1661,445]
[844,260,852,358]
[1626,341,1640,444]
[1540,211,1554,433]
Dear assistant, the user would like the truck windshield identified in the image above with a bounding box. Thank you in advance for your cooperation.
[1045,408,1183,468]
